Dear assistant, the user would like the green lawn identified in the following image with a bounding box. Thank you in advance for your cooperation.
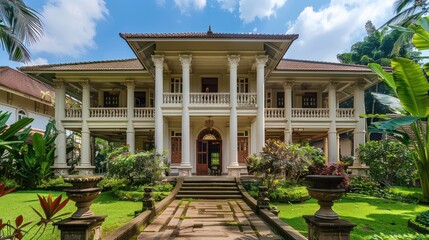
[275,193,429,239]
[0,190,141,239]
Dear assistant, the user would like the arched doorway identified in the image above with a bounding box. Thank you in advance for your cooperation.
[196,128,222,175]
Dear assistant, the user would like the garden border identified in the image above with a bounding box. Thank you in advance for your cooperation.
[236,177,307,240]
[104,177,183,240]
[408,219,429,234]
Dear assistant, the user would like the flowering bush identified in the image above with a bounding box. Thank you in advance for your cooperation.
[107,148,167,185]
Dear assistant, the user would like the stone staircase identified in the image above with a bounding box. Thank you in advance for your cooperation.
[176,176,242,199]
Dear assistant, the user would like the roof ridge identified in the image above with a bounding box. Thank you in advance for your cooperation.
[282,58,369,68]
[20,58,138,69]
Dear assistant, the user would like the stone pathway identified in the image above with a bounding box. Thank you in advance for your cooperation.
[138,199,282,239]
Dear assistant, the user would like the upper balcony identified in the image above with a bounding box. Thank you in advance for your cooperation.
[162,93,257,107]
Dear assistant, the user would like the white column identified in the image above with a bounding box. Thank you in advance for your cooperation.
[256,55,268,152]
[353,81,366,164]
[328,82,338,163]
[228,55,240,168]
[179,55,192,170]
[126,80,135,153]
[284,82,293,144]
[323,137,329,162]
[152,55,164,155]
[80,80,92,171]
[53,79,68,174]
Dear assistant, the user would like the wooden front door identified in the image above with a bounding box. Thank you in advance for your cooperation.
[238,137,248,164]
[196,140,208,175]
[171,137,182,164]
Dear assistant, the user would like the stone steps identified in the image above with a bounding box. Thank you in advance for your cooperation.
[176,177,242,199]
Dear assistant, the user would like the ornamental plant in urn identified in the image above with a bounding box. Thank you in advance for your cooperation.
[63,176,103,219]
[305,175,345,220]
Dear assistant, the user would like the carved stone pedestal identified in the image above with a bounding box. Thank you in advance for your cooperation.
[303,215,356,240]
[55,216,106,240]
[227,166,242,177]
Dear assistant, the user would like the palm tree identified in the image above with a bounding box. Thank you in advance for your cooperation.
[385,0,428,27]
[0,0,43,63]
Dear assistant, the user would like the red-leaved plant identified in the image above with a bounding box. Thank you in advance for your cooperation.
[0,183,70,240]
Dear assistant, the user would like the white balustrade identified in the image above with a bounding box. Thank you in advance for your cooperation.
[89,108,127,118]
[163,93,182,104]
[134,108,155,119]
[336,108,355,118]
[237,93,257,106]
[190,93,230,105]
[65,108,82,118]
[292,108,329,118]
[265,108,285,119]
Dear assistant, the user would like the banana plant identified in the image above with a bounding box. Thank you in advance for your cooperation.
[368,57,429,201]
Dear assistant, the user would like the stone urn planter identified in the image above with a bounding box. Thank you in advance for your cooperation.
[64,176,103,219]
[305,175,345,220]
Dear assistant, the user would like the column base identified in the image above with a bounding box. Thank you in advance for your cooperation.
[52,164,71,176]
[54,215,106,240]
[227,166,244,177]
[303,215,356,240]
[75,166,96,176]
[348,164,369,177]
[177,166,192,177]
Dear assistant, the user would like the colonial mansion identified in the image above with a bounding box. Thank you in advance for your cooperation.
[20,29,377,176]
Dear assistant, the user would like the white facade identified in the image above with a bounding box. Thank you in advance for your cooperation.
[21,31,377,176]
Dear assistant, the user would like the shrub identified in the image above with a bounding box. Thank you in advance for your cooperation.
[107,148,167,185]
[37,177,72,190]
[246,140,324,189]
[98,177,130,191]
[241,179,309,203]
[0,178,20,189]
[358,140,416,187]
[367,233,429,240]
[416,211,429,227]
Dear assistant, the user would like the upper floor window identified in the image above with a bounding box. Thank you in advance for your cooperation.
[17,109,27,120]
[277,92,284,108]
[135,92,146,107]
[202,78,218,92]
[237,78,248,93]
[171,78,182,93]
[104,92,119,107]
[302,92,317,108]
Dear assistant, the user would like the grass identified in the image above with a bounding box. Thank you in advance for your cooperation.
[390,186,423,196]
[275,193,429,239]
[0,190,141,239]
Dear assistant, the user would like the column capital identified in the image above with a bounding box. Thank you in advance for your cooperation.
[283,81,294,89]
[54,79,65,88]
[227,55,240,67]
[124,79,135,87]
[151,55,164,68]
[255,55,268,66]
[354,80,366,89]
[179,55,192,67]
[80,79,90,89]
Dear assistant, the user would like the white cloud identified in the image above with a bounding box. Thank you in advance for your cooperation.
[239,0,286,23]
[22,57,49,66]
[174,0,206,13]
[217,0,236,12]
[32,0,108,57]
[285,0,395,62]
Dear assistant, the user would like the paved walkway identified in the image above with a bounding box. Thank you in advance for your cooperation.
[138,199,282,240]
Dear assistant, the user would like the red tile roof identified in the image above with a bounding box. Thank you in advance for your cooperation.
[120,32,299,40]
[19,58,143,71]
[277,59,373,72]
[0,67,55,103]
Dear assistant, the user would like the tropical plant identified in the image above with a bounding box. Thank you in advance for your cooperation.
[368,17,429,201]
[246,140,322,189]
[0,0,43,62]
[15,120,58,188]
[0,182,14,197]
[385,0,429,27]
[358,140,416,187]
[32,194,69,227]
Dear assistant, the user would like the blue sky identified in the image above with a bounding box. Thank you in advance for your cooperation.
[2,0,396,68]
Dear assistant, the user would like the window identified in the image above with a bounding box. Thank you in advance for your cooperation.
[171,78,182,93]
[302,92,317,108]
[265,90,272,108]
[17,109,27,120]
[202,78,218,92]
[104,92,119,107]
[237,78,248,93]
[277,92,285,108]
[135,92,146,107]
